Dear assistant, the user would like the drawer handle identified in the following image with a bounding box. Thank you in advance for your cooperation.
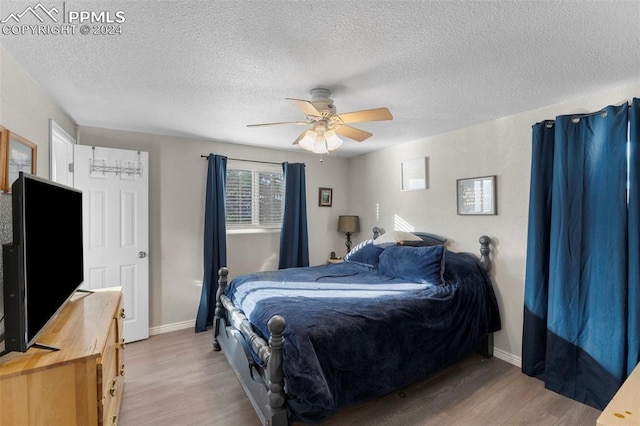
[111,414,117,425]
[120,338,126,350]
[110,380,117,397]
[120,363,125,376]
[120,308,126,319]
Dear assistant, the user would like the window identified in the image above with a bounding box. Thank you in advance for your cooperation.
[225,161,284,230]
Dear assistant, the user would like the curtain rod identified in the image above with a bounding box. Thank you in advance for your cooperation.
[535,102,637,128]
[200,155,281,166]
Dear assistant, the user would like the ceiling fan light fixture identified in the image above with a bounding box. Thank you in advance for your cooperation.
[299,130,328,154]
[312,131,328,154]
[312,142,328,155]
[324,130,343,151]
[298,130,317,151]
[298,128,342,155]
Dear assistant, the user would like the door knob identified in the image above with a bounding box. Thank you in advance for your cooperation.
[138,251,147,258]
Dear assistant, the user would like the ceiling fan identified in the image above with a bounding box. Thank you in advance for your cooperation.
[247,88,393,154]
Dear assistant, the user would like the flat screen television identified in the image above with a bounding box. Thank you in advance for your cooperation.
[2,172,84,354]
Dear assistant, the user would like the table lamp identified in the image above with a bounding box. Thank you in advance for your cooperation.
[337,215,360,253]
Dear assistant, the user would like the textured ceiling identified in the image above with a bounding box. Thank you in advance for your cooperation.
[1,1,639,157]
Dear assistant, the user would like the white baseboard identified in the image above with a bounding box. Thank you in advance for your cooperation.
[149,319,195,336]
[494,347,522,368]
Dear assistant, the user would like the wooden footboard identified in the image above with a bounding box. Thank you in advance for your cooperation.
[213,234,495,426]
[213,268,287,426]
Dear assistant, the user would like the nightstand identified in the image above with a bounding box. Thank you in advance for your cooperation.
[327,257,344,264]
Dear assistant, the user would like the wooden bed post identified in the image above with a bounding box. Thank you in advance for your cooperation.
[373,227,382,239]
[267,315,287,422]
[478,235,492,273]
[477,235,494,358]
[212,267,229,351]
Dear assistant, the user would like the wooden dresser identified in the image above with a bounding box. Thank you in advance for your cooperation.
[597,362,640,426]
[0,287,125,425]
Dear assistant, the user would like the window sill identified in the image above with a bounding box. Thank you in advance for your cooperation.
[227,228,281,235]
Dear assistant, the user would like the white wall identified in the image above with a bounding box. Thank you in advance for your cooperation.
[0,45,76,178]
[0,45,76,352]
[77,126,349,330]
[348,81,640,364]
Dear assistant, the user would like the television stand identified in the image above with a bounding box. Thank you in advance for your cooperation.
[30,342,60,352]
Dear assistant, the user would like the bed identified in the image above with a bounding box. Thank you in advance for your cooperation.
[211,231,501,425]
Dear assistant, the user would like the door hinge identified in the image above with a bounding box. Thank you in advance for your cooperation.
[68,163,74,173]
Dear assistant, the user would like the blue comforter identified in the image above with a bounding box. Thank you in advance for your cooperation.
[225,251,501,422]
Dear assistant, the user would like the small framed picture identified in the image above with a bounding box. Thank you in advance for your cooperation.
[401,157,428,191]
[319,187,333,207]
[457,175,497,215]
[0,129,38,192]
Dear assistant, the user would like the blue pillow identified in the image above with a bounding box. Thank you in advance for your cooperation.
[344,240,384,268]
[378,245,445,285]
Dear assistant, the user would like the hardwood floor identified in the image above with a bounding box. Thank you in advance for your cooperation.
[119,328,600,425]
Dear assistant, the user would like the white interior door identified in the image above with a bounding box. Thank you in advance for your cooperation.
[73,145,149,342]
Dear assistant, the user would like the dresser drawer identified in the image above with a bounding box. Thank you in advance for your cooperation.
[116,304,125,380]
[102,375,122,425]
[101,296,125,425]
[100,319,119,398]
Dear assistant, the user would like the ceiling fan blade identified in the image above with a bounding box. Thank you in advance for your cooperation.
[335,125,373,142]
[286,98,322,117]
[247,121,310,128]
[338,107,393,124]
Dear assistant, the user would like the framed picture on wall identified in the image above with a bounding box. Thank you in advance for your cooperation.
[401,157,428,190]
[319,187,333,207]
[456,175,497,215]
[0,129,38,192]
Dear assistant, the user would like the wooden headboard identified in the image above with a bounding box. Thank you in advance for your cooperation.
[372,227,491,273]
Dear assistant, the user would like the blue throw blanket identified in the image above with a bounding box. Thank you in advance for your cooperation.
[226,251,501,422]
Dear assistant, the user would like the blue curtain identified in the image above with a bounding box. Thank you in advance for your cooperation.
[522,120,556,378]
[195,154,227,332]
[279,162,309,269]
[523,101,640,409]
[628,99,640,374]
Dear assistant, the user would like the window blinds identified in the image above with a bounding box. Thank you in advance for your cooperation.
[225,164,284,228]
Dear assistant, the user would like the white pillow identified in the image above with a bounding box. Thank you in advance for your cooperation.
[373,230,423,246]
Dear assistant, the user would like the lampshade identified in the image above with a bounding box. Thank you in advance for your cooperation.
[324,130,343,151]
[337,215,360,234]
[298,129,343,154]
[298,130,317,151]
